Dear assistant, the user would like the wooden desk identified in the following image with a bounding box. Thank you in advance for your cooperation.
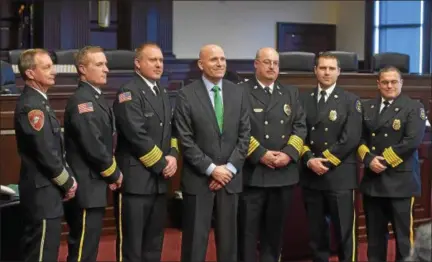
[3,72,431,260]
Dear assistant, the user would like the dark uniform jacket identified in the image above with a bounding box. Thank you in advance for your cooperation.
[174,79,250,194]
[240,78,307,187]
[64,81,120,208]
[300,86,362,190]
[14,86,74,220]
[358,94,426,197]
[113,73,179,195]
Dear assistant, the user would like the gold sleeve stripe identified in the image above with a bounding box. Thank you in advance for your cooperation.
[383,147,403,167]
[101,158,117,177]
[323,149,342,166]
[139,145,163,167]
[52,168,69,186]
[247,136,260,157]
[171,138,179,151]
[287,135,304,154]
[300,145,311,157]
[357,144,370,161]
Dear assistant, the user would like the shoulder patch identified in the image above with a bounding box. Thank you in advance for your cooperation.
[420,108,426,120]
[356,100,362,113]
[118,91,132,103]
[28,110,44,131]
[78,102,94,114]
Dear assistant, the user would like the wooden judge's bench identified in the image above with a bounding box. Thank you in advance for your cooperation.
[1,71,431,260]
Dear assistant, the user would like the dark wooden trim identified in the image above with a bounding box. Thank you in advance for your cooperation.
[364,0,374,70]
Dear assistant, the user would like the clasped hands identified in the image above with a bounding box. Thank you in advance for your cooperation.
[64,177,78,201]
[209,165,233,191]
[369,156,387,174]
[109,155,178,191]
[260,150,291,169]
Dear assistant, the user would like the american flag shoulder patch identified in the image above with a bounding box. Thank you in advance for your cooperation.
[78,102,94,114]
[119,91,132,103]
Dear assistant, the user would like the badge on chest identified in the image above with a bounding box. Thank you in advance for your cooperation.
[392,119,401,131]
[329,110,337,121]
[283,104,291,117]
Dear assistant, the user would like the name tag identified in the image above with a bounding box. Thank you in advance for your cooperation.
[253,108,263,113]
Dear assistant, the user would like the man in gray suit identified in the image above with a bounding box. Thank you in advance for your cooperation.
[174,44,251,262]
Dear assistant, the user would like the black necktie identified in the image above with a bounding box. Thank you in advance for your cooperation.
[264,86,271,95]
[318,90,327,110]
[152,85,160,96]
[380,100,390,114]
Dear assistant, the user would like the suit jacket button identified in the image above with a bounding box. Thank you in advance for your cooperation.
[265,135,269,139]
[281,135,285,139]
[384,133,388,137]
[324,128,328,132]
[324,142,328,146]
[264,121,268,125]
[160,122,163,127]
[372,146,376,150]
[280,120,284,124]
[311,127,315,131]
[310,141,314,144]
[372,133,376,137]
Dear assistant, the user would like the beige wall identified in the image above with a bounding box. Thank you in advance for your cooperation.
[173,1,365,60]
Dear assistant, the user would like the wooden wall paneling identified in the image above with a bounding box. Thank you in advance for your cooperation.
[117,0,174,56]
[32,1,62,49]
[60,1,90,49]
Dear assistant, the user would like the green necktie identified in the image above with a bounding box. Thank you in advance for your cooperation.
[212,85,223,132]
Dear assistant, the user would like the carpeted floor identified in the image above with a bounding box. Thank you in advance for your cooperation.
[59,228,396,262]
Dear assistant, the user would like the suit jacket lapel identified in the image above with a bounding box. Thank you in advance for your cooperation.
[266,83,284,111]
[222,80,235,134]
[376,95,404,130]
[134,75,162,122]
[194,80,220,134]
[161,86,172,141]
[249,79,269,106]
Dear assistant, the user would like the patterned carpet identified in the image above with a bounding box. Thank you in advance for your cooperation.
[59,228,396,262]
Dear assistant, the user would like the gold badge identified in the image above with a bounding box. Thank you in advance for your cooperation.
[420,108,426,120]
[356,100,362,113]
[329,110,337,121]
[392,119,401,131]
[283,104,291,116]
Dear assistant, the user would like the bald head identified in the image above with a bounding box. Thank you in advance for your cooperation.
[197,44,226,84]
[255,47,278,60]
[254,47,279,85]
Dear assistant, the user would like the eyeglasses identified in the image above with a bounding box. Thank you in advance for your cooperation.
[379,80,400,86]
[258,59,279,67]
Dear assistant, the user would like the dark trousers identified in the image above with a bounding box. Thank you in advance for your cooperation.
[238,185,294,262]
[114,192,167,262]
[21,217,62,262]
[302,188,357,262]
[181,189,239,262]
[363,195,414,262]
[64,201,105,262]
